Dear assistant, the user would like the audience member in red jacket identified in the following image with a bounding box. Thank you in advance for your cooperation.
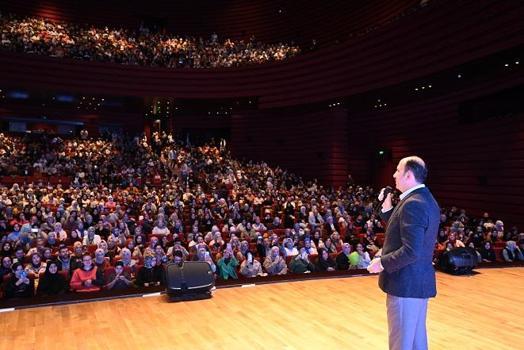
[70,254,103,292]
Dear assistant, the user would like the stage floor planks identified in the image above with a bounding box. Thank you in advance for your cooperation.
[1,267,523,350]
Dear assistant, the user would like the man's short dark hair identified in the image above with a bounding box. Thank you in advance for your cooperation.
[404,158,428,183]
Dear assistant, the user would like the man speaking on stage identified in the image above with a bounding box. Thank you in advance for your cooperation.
[367,156,440,350]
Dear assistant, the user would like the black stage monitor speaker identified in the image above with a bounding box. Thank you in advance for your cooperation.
[165,261,215,300]
[439,247,478,275]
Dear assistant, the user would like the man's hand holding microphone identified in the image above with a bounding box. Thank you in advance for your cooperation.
[378,186,394,212]
[367,186,394,274]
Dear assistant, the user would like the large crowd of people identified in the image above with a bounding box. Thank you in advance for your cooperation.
[0,131,522,300]
[0,13,300,69]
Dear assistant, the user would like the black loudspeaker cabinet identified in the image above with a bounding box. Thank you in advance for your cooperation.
[439,247,479,275]
[165,261,215,300]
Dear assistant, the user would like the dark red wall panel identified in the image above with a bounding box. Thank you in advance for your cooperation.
[228,107,349,186]
[346,75,524,228]
[0,0,418,45]
[0,0,521,108]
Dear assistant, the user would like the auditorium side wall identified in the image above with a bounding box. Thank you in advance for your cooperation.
[346,78,524,228]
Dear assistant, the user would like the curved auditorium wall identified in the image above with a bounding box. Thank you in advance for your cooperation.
[1,0,419,45]
[0,0,521,109]
[344,74,524,228]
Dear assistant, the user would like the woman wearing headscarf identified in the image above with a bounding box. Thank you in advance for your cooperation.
[4,262,34,298]
[37,260,68,296]
[316,248,336,272]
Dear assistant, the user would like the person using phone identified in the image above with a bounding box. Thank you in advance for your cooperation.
[4,262,34,298]
[240,251,266,278]
[217,248,239,280]
[193,247,216,273]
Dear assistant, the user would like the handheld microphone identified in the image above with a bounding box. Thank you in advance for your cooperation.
[375,186,395,215]
[382,186,394,199]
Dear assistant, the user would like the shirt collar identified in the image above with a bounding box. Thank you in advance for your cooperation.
[399,184,425,201]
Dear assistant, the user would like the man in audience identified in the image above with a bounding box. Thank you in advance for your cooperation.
[57,245,73,276]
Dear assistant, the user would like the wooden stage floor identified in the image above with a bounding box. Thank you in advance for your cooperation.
[1,267,523,350]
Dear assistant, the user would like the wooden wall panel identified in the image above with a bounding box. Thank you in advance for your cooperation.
[346,76,524,228]
[0,0,521,108]
[228,107,349,186]
[0,0,418,45]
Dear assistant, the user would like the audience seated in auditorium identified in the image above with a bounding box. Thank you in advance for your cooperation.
[104,261,134,291]
[336,243,352,271]
[354,243,371,269]
[171,250,185,265]
[0,130,521,303]
[193,246,217,274]
[282,238,299,257]
[0,14,300,69]
[0,256,12,281]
